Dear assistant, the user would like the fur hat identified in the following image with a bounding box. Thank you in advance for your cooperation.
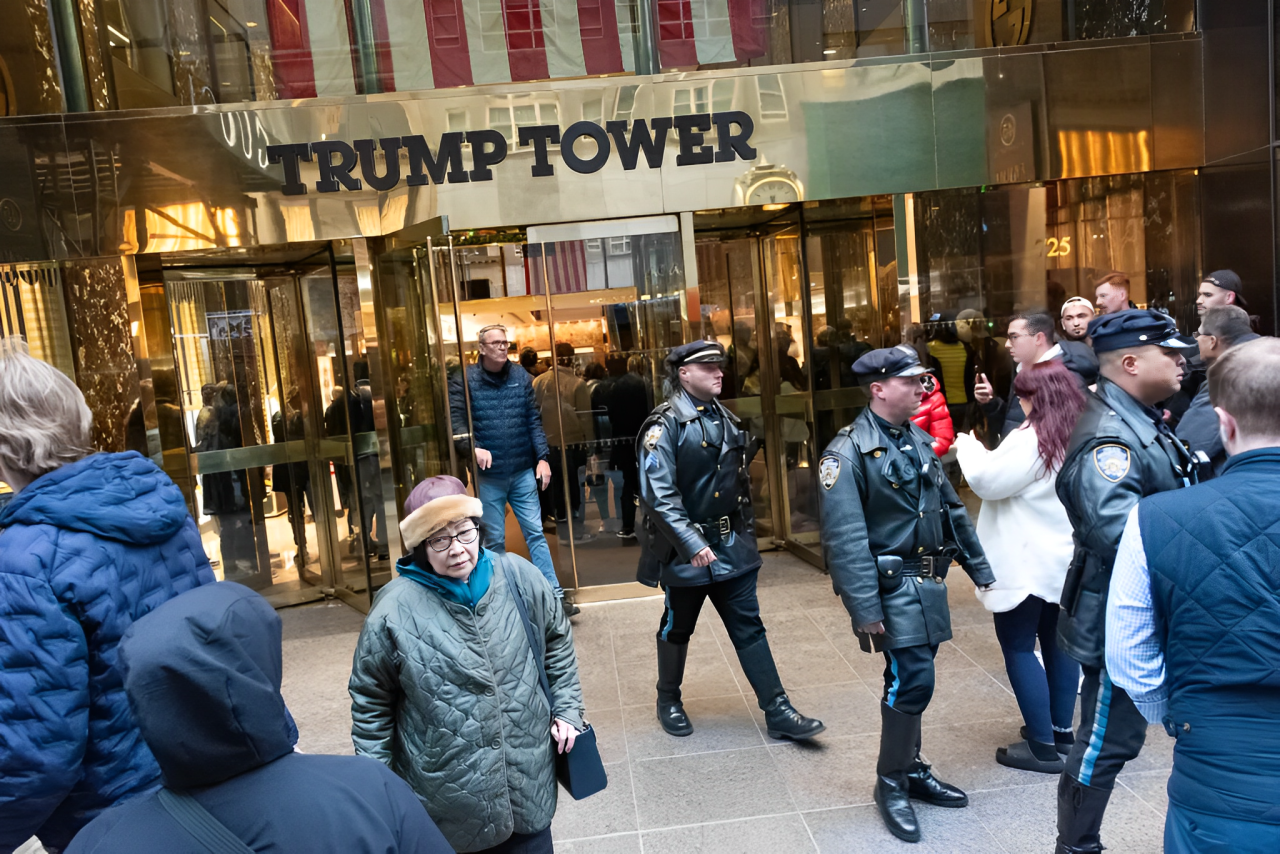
[399,476,483,550]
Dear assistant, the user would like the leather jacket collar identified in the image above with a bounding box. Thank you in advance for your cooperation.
[1095,376,1162,449]
[667,387,739,426]
[850,406,929,454]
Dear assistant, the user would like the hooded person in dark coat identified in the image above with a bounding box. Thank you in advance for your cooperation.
[66,583,452,854]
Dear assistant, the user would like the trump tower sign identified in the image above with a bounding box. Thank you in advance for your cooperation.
[265,112,758,195]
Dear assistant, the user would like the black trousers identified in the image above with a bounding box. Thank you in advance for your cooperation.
[657,569,766,651]
[473,827,553,854]
[549,446,585,521]
[880,644,938,716]
[617,452,639,534]
[1064,665,1148,791]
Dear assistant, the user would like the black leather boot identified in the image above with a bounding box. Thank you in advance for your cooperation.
[735,637,826,740]
[875,702,922,843]
[1054,774,1111,853]
[904,711,968,807]
[655,639,693,737]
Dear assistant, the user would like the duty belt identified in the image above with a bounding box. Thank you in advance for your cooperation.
[899,555,947,578]
[694,514,736,542]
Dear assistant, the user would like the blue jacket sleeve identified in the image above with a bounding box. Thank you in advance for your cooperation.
[0,536,90,850]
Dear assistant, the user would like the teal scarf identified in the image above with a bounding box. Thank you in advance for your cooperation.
[396,548,495,610]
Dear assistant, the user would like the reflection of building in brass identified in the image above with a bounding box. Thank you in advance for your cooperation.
[987,0,1034,47]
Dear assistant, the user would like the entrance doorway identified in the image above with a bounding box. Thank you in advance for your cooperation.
[372,215,691,600]
[133,243,393,610]
[693,198,897,566]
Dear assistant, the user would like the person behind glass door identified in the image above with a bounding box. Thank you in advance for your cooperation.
[533,342,596,541]
[352,362,388,561]
[272,385,312,572]
[450,325,576,618]
[955,361,1086,774]
[325,386,357,547]
[608,355,652,541]
[1094,271,1135,316]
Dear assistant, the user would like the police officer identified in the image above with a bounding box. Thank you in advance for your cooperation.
[637,340,824,741]
[1053,310,1197,854]
[817,346,994,844]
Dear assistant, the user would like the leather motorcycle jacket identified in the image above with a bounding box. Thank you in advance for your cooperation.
[1055,377,1194,668]
[818,407,995,652]
[636,388,761,587]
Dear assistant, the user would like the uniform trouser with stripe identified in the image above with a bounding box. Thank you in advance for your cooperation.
[1064,665,1148,790]
[657,569,766,650]
[880,644,939,716]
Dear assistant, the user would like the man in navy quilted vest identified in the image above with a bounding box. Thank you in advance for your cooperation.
[0,339,215,851]
[1107,336,1280,853]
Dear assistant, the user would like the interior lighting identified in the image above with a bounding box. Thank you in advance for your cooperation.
[246,21,259,27]
[823,49,837,55]
[106,25,131,44]
[761,203,789,211]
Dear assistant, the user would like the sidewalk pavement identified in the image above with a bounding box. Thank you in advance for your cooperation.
[280,551,1170,853]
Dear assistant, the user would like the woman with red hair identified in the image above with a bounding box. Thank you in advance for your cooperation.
[954,360,1087,774]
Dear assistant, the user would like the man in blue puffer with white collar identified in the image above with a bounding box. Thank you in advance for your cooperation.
[0,339,214,852]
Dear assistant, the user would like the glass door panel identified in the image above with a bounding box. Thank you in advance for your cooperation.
[692,236,775,541]
[537,227,686,589]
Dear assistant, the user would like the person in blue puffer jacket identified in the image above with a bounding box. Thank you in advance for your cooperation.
[0,339,214,852]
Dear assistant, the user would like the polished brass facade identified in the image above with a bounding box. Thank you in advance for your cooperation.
[0,35,1212,264]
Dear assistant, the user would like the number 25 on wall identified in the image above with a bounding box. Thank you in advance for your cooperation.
[1046,236,1072,258]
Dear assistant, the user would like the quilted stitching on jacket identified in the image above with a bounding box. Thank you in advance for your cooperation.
[349,555,584,853]
[449,363,550,478]
[0,452,214,851]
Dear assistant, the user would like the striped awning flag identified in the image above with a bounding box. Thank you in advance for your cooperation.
[266,0,769,98]
[525,241,589,295]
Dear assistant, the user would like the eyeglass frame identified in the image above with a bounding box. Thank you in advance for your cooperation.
[425,526,481,552]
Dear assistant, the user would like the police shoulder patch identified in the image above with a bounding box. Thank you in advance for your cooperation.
[819,456,841,489]
[1092,444,1131,483]
[643,424,664,451]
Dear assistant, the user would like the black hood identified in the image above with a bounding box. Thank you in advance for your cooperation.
[118,582,298,790]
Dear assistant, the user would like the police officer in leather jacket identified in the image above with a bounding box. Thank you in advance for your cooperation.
[637,340,824,742]
[818,346,995,844]
[1053,310,1197,854]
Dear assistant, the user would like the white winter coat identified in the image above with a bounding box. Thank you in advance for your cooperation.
[953,426,1075,613]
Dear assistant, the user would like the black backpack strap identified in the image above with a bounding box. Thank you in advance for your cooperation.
[157,789,256,854]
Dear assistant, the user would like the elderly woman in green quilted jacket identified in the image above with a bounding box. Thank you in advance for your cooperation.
[349,475,585,854]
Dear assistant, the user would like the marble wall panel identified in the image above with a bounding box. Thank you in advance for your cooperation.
[62,257,141,452]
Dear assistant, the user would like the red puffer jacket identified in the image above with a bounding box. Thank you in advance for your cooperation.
[912,388,955,456]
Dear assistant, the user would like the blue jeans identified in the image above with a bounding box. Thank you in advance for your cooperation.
[992,595,1080,744]
[1166,803,1280,854]
[477,468,560,596]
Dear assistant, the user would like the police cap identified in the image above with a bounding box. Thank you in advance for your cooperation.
[853,345,929,384]
[666,340,727,371]
[1088,309,1197,354]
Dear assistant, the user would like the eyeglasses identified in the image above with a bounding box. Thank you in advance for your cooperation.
[1194,330,1212,338]
[426,527,480,552]
[481,339,510,348]
[1005,332,1029,341]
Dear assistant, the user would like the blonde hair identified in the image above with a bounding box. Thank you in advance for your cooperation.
[0,338,93,480]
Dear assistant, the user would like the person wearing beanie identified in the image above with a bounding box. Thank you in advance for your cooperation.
[64,582,451,854]
[350,476,585,853]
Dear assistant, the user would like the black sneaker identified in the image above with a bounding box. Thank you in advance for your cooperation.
[616,530,637,540]
[562,599,581,618]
